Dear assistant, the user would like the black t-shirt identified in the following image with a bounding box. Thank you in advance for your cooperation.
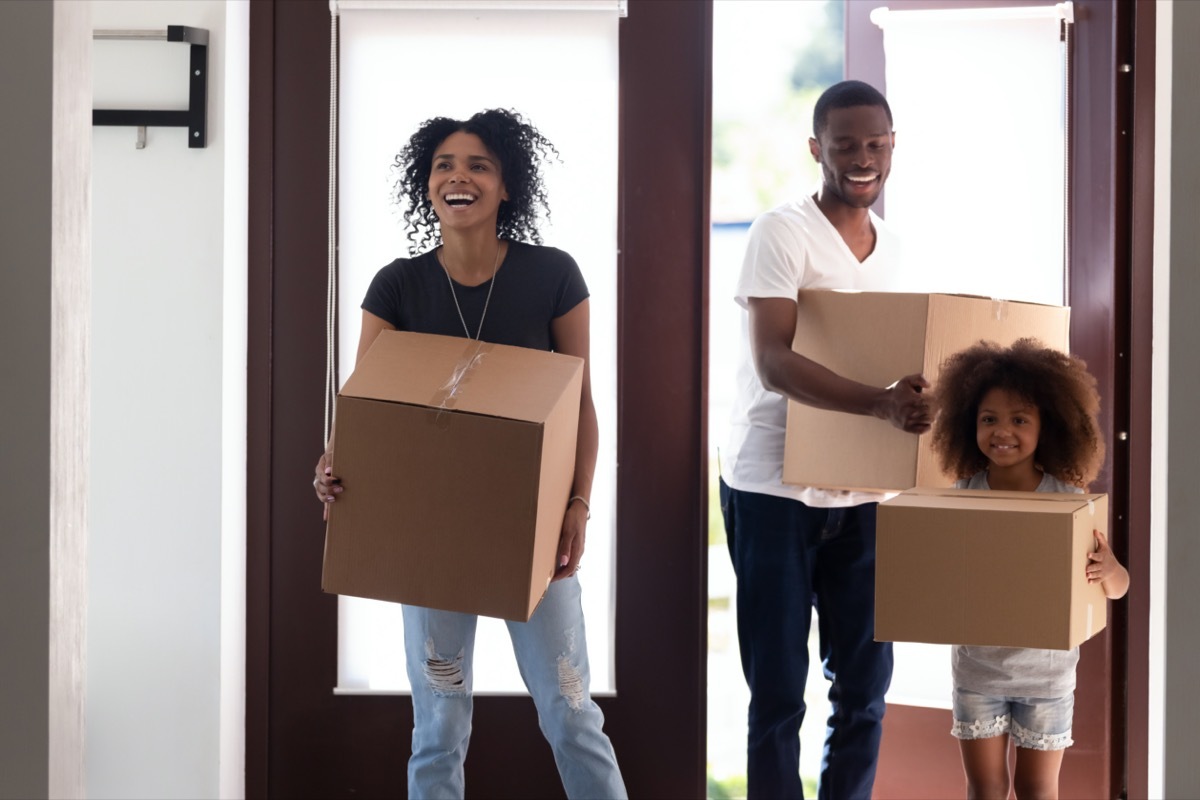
[361,241,589,352]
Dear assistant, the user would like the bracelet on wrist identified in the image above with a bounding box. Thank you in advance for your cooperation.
[569,495,591,520]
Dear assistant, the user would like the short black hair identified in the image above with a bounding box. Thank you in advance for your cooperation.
[392,108,558,254]
[812,80,893,137]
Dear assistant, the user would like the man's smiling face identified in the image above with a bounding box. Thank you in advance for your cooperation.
[809,104,894,210]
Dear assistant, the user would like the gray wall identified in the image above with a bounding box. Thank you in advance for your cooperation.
[1164,0,1200,794]
[0,1,90,798]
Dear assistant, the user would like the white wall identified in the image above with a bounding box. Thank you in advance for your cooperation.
[219,5,250,796]
[88,1,246,798]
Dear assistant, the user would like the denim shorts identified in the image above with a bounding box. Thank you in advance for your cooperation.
[950,687,1074,751]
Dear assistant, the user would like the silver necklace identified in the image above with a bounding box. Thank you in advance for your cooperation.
[439,241,502,340]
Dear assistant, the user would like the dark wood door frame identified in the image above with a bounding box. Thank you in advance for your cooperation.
[847,1,1155,797]
[246,0,711,796]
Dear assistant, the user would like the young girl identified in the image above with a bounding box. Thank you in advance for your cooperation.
[931,338,1130,800]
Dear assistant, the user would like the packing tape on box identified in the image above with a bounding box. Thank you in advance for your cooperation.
[992,298,1008,321]
[429,340,495,427]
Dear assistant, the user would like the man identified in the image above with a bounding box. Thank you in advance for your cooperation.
[719,80,931,799]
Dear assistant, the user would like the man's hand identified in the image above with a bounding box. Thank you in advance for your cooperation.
[874,373,932,433]
[749,298,932,434]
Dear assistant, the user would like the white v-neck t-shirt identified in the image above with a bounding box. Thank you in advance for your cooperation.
[720,192,906,508]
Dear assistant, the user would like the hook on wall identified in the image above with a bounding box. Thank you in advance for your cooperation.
[92,25,209,149]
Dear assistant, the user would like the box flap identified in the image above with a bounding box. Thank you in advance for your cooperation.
[914,297,1070,488]
[784,291,929,490]
[892,484,1104,510]
[339,331,583,424]
[323,395,548,621]
[923,296,1070,387]
[929,292,1064,308]
[813,290,1064,309]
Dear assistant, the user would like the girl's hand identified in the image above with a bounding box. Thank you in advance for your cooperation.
[552,498,588,583]
[1086,529,1117,583]
[313,450,342,521]
[1087,529,1131,599]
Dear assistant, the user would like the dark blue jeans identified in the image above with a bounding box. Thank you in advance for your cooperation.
[720,479,893,800]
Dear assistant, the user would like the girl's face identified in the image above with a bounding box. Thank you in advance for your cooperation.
[427,131,508,234]
[975,387,1041,474]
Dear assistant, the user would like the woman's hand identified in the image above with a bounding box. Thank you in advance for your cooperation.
[552,498,588,582]
[313,450,342,521]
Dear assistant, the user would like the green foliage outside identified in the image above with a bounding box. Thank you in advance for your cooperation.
[706,769,747,799]
[711,0,845,223]
[708,461,726,547]
[707,768,817,799]
[789,0,844,93]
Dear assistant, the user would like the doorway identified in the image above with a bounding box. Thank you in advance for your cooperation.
[246,1,710,796]
[706,1,1138,798]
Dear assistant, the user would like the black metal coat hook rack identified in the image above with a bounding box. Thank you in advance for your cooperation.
[92,25,209,149]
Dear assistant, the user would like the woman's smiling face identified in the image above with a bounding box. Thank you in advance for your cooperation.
[427,131,508,232]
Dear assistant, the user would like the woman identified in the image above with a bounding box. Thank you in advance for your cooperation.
[313,108,626,799]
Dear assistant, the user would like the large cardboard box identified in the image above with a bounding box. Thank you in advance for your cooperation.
[321,331,583,622]
[783,291,1070,493]
[875,488,1108,650]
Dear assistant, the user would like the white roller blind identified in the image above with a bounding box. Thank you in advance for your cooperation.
[334,3,619,695]
[335,0,624,9]
[874,3,1070,306]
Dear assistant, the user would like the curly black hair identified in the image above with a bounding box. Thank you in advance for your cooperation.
[931,338,1105,488]
[391,108,558,255]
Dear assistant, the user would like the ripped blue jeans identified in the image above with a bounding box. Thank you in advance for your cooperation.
[402,575,627,799]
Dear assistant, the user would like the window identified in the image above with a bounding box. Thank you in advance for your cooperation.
[333,1,620,694]
[876,3,1071,305]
